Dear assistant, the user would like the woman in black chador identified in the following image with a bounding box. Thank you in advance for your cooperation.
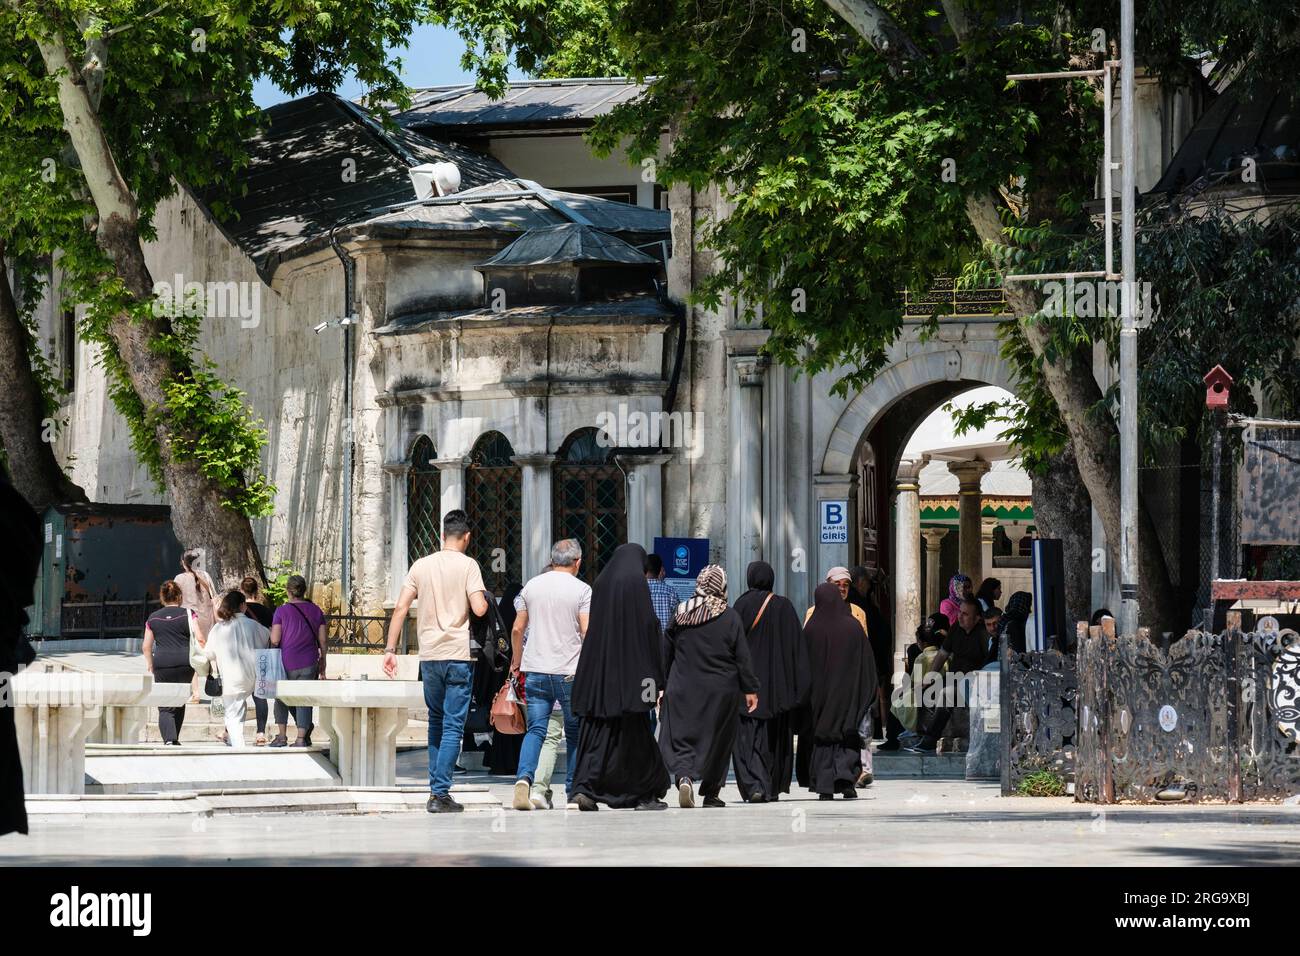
[1,472,41,837]
[804,582,877,800]
[569,543,670,810]
[659,565,759,808]
[731,561,809,803]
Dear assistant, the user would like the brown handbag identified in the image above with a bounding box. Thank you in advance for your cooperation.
[490,677,526,735]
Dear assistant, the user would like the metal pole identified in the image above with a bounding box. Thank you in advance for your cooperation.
[1103,63,1115,278]
[1208,412,1222,632]
[1118,0,1140,635]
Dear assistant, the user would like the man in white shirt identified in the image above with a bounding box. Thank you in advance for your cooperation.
[509,539,591,810]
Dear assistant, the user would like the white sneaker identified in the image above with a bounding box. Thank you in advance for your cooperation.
[530,795,549,810]
[512,780,533,810]
[678,777,696,808]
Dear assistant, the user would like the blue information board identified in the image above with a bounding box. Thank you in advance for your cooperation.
[653,537,710,579]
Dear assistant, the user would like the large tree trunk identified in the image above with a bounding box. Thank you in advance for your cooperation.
[967,198,1178,627]
[821,0,1179,629]
[0,245,88,510]
[28,24,263,590]
[1030,438,1094,627]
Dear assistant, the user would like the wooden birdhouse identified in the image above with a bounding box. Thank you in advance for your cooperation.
[1204,365,1234,409]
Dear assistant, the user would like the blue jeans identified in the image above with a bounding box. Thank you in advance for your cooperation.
[515,673,580,794]
[421,660,474,796]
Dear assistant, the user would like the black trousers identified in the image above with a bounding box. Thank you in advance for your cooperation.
[153,663,194,744]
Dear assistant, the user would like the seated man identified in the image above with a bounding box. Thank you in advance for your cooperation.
[906,597,989,754]
[981,605,1002,664]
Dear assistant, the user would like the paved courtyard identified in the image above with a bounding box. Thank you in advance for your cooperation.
[5,777,1300,866]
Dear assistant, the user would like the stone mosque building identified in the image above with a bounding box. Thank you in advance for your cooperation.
[30,74,1210,671]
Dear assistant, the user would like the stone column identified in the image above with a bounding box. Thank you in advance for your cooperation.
[922,527,949,618]
[433,456,469,529]
[947,459,991,585]
[981,516,1000,585]
[728,356,767,589]
[383,462,410,602]
[512,454,556,579]
[892,460,925,678]
[621,453,672,548]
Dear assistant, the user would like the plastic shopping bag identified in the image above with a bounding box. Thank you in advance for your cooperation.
[253,647,286,699]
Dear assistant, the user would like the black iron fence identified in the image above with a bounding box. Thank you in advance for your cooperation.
[325,611,413,654]
[53,602,412,653]
[59,599,162,638]
[1001,642,1079,796]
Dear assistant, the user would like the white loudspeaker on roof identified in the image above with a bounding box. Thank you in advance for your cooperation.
[409,162,461,200]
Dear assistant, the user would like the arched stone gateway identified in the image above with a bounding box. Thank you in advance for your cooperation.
[820,347,1019,477]
[810,340,1022,677]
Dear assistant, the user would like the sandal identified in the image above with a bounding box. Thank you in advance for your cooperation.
[255,732,267,746]
[188,695,201,704]
[268,734,289,748]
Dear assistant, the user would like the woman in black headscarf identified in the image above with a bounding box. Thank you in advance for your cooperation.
[804,582,877,800]
[659,565,759,808]
[569,543,669,810]
[1000,591,1032,656]
[731,561,809,803]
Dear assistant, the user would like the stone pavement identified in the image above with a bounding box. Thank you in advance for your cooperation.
[5,777,1299,866]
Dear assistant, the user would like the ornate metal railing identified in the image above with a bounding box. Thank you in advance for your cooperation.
[1074,622,1300,803]
[1001,642,1078,795]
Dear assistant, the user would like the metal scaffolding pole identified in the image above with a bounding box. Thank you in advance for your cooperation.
[1118,0,1140,635]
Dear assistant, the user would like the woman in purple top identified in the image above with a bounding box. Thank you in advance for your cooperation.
[268,575,327,748]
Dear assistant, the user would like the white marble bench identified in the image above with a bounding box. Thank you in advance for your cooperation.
[275,679,424,786]
[11,671,152,794]
[90,682,192,745]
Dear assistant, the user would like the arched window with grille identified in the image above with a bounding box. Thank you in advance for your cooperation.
[553,427,627,584]
[407,436,441,566]
[466,431,522,595]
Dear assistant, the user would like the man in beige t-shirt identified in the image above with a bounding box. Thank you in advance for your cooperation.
[384,509,488,812]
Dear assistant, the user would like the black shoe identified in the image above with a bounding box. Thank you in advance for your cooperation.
[840,787,858,799]
[454,763,469,774]
[906,740,937,754]
[702,796,726,808]
[575,794,599,812]
[877,740,901,752]
[747,792,766,804]
[427,794,464,813]
[635,799,668,811]
[818,793,834,801]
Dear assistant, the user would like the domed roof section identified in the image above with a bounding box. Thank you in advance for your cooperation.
[479,222,659,269]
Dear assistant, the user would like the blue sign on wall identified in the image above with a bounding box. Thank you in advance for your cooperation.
[653,537,710,578]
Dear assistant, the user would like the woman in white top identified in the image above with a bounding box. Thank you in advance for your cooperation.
[175,550,218,703]
[204,590,270,746]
